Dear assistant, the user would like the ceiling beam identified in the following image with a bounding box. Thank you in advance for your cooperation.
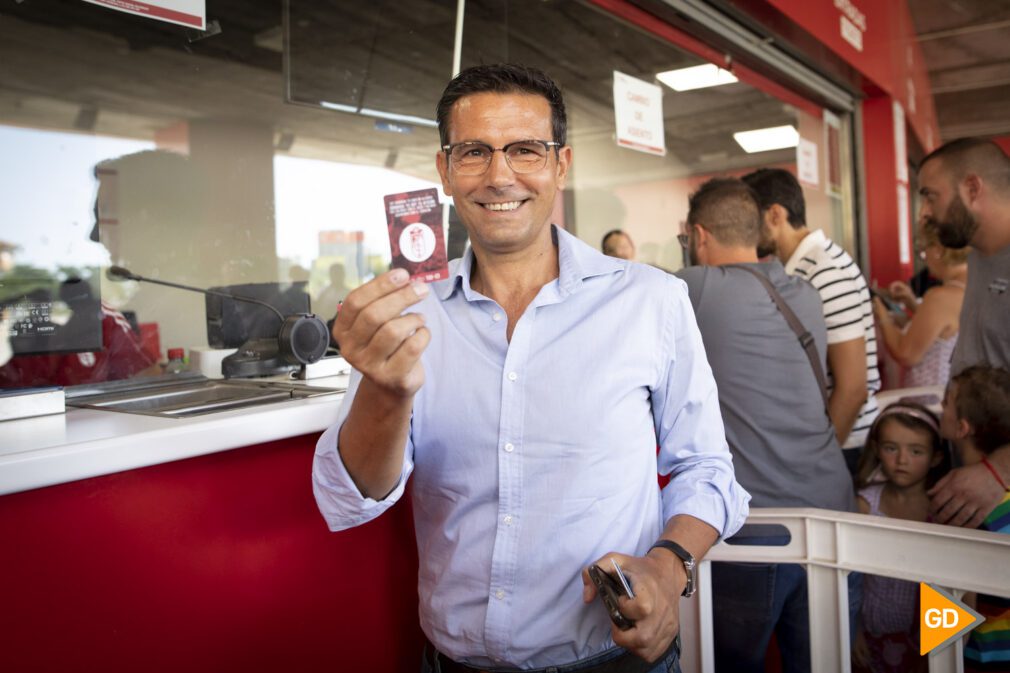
[917,18,1010,42]
[930,60,1010,94]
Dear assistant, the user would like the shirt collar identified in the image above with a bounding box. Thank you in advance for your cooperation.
[436,224,625,302]
[784,229,825,274]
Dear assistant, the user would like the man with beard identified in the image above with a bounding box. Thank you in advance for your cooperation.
[743,168,879,474]
[676,179,857,673]
[916,137,1010,530]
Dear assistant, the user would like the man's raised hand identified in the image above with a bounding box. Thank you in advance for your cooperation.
[332,268,431,398]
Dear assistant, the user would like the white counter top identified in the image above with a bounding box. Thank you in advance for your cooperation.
[0,374,349,496]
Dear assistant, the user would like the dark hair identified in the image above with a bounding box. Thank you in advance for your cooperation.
[856,401,950,490]
[951,365,1010,454]
[919,137,1010,191]
[687,178,761,248]
[436,64,567,147]
[741,168,806,228]
[601,229,628,253]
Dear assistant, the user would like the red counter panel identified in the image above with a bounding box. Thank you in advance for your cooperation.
[0,435,423,673]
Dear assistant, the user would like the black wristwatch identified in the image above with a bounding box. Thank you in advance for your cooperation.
[649,540,697,598]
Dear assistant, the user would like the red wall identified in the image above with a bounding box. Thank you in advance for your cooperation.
[0,436,423,673]
[861,98,912,286]
[759,0,939,151]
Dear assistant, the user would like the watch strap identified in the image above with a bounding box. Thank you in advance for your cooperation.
[649,539,697,598]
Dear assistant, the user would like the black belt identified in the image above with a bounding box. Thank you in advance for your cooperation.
[423,636,679,673]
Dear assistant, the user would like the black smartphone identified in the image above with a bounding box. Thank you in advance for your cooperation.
[869,287,903,313]
[588,563,634,631]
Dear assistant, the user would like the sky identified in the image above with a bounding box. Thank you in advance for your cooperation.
[0,125,152,271]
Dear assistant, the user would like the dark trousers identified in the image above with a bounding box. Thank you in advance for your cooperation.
[420,640,681,673]
[711,562,861,673]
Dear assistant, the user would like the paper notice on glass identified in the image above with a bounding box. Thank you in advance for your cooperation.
[613,71,666,157]
[384,188,449,283]
[81,0,206,29]
[797,138,819,187]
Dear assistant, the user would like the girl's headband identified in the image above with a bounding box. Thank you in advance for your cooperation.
[871,402,941,437]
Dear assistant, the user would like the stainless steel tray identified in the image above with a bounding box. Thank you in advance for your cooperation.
[66,376,343,418]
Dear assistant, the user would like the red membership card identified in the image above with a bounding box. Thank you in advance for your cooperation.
[384,188,449,283]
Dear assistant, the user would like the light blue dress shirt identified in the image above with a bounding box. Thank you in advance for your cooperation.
[313,226,749,669]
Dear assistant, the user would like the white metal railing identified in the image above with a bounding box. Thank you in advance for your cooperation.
[678,508,1010,673]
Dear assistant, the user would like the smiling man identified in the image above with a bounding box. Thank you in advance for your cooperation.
[312,64,748,673]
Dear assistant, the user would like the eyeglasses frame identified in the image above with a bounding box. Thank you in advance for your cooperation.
[441,139,563,175]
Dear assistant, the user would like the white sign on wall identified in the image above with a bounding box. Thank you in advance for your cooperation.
[835,0,866,52]
[797,138,819,187]
[893,101,908,183]
[613,71,666,157]
[897,182,911,265]
[82,0,206,29]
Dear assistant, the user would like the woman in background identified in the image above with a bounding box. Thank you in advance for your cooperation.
[874,220,968,387]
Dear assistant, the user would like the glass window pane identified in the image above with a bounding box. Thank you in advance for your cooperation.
[0,0,857,389]
[0,1,447,387]
[460,0,855,270]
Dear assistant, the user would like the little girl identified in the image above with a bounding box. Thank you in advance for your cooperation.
[940,365,1010,673]
[853,401,951,673]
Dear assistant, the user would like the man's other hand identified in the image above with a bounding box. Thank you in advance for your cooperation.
[928,462,1005,528]
[332,268,431,398]
[581,551,683,663]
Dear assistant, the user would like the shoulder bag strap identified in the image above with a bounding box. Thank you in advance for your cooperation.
[729,264,830,411]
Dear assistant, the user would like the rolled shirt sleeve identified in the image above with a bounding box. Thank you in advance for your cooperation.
[311,368,414,532]
[654,276,750,539]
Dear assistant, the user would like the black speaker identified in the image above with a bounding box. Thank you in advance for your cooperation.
[279,313,329,364]
[220,313,329,379]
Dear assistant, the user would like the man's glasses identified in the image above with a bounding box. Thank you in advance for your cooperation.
[677,234,690,248]
[442,140,561,176]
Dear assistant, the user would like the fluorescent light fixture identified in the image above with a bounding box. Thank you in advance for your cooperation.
[319,101,437,128]
[656,64,738,91]
[733,125,799,153]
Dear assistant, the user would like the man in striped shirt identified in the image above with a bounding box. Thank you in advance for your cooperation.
[743,168,879,471]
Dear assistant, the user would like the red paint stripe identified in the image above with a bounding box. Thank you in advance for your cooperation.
[617,138,666,156]
[91,0,203,28]
[589,0,823,119]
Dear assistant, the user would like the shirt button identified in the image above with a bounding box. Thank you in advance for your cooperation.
[507,371,518,381]
[492,313,502,322]
[495,589,505,600]
[504,442,514,453]
[503,515,513,525]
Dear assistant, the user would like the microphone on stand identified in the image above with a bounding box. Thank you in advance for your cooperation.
[107,266,286,323]
[106,265,329,377]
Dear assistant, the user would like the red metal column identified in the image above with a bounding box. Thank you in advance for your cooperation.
[862,96,913,287]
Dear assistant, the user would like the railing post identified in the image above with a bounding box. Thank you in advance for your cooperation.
[807,564,844,673]
[678,559,713,673]
[927,640,963,673]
